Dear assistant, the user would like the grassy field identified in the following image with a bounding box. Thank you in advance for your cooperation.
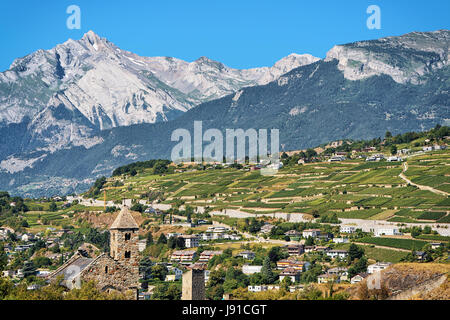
[358,237,429,251]
[335,243,409,263]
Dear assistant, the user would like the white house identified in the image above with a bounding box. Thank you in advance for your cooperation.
[387,156,402,162]
[238,251,255,260]
[302,229,321,238]
[248,285,268,292]
[242,265,263,275]
[167,232,182,239]
[260,223,275,234]
[182,235,199,248]
[333,237,349,244]
[367,262,392,274]
[326,250,348,259]
[374,228,402,237]
[351,273,369,284]
[21,233,34,242]
[340,225,356,233]
[328,155,346,162]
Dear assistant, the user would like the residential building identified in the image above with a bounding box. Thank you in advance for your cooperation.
[285,230,302,238]
[328,155,346,162]
[302,229,321,238]
[340,225,356,233]
[317,273,339,284]
[279,268,301,283]
[167,232,182,239]
[326,249,348,259]
[277,259,310,271]
[248,285,269,292]
[374,228,402,237]
[171,250,197,264]
[182,235,199,248]
[367,262,392,274]
[260,223,275,234]
[286,244,304,256]
[198,250,222,263]
[431,243,443,249]
[237,251,255,260]
[327,267,349,281]
[333,237,349,244]
[351,273,369,284]
[242,265,263,275]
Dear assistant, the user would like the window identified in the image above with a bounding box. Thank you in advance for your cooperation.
[105,266,108,274]
[125,251,131,259]
[125,233,131,241]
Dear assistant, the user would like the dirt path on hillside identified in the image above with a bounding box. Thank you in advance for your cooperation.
[399,162,449,196]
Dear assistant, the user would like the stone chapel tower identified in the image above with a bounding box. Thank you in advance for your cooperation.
[109,206,140,265]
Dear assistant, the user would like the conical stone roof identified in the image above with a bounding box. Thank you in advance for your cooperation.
[110,206,139,230]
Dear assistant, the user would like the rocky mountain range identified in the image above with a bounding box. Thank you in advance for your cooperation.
[0,30,449,197]
[0,31,318,154]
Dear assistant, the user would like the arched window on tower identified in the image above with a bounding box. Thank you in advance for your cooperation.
[105,266,108,274]
[125,233,131,241]
[125,251,131,259]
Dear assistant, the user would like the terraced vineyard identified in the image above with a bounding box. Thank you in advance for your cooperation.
[403,152,450,194]
[97,149,450,223]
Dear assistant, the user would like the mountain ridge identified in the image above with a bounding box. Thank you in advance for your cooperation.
[0,29,449,197]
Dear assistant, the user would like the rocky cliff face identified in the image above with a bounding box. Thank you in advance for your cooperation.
[325,30,449,84]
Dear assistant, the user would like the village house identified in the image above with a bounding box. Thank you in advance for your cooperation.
[237,251,255,260]
[198,250,222,263]
[285,230,302,238]
[415,251,427,261]
[367,262,392,274]
[302,229,321,238]
[313,246,330,253]
[171,250,197,264]
[327,267,349,281]
[277,259,310,271]
[340,225,356,233]
[431,242,444,250]
[279,268,301,283]
[242,264,263,275]
[333,237,349,244]
[260,223,275,234]
[286,244,305,256]
[181,235,200,248]
[326,249,348,259]
[167,232,183,239]
[374,228,402,237]
[317,273,339,284]
[351,273,369,284]
[328,155,346,162]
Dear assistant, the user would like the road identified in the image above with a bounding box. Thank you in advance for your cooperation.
[399,162,449,196]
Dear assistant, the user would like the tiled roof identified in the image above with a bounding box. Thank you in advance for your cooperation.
[110,206,139,230]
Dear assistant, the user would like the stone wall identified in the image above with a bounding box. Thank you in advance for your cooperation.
[80,254,139,292]
[182,269,205,300]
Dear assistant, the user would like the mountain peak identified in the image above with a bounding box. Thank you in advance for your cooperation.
[81,30,105,51]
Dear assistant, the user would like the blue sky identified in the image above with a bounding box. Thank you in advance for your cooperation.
[0,0,449,71]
